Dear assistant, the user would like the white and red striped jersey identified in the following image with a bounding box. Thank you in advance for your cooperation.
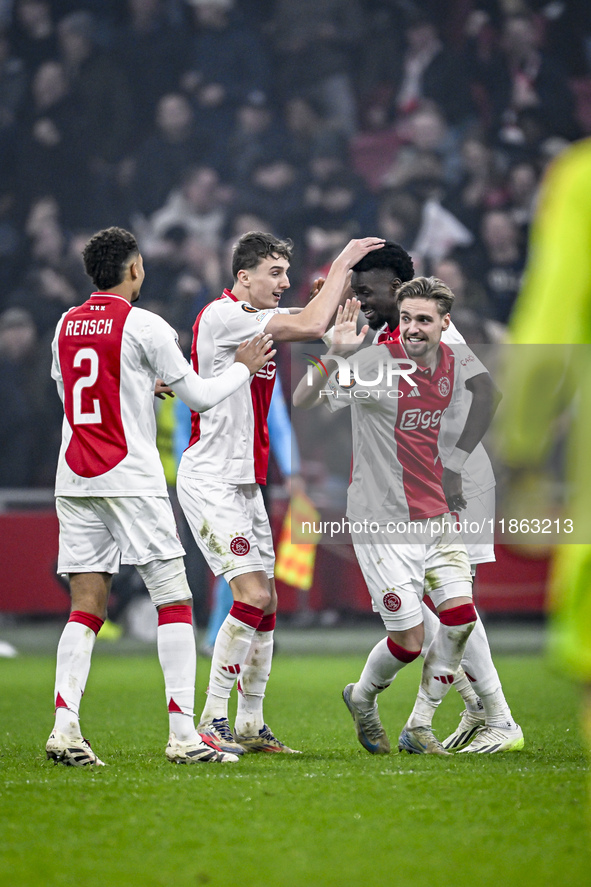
[325,340,488,522]
[373,321,495,498]
[178,289,289,485]
[52,293,191,497]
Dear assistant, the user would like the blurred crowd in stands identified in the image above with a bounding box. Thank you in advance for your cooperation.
[1,0,590,489]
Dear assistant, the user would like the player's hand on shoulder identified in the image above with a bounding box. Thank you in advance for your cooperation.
[335,237,385,270]
[235,333,276,375]
[154,379,175,400]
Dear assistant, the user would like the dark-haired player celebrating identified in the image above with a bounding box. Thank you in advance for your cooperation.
[177,231,384,755]
[48,226,275,766]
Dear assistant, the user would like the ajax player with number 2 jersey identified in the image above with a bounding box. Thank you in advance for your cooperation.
[47,226,275,767]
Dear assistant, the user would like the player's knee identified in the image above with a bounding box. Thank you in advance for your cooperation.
[438,602,477,645]
[245,585,272,611]
[229,571,272,611]
[439,602,478,627]
[136,557,191,607]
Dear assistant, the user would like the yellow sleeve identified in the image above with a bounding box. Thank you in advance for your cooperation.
[509,139,591,345]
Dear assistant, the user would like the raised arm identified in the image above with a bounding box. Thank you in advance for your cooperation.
[171,333,275,413]
[293,299,368,409]
[266,238,384,342]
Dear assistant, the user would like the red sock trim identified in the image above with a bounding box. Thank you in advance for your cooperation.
[439,603,478,626]
[258,613,276,632]
[168,697,184,714]
[158,604,193,626]
[230,601,264,629]
[386,637,421,663]
[55,692,68,710]
[68,610,104,635]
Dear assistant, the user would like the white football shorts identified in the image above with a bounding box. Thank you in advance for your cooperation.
[56,495,185,575]
[450,487,496,567]
[352,515,473,631]
[177,476,275,581]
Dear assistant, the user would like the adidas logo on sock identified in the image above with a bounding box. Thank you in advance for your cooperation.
[434,674,454,684]
[222,663,241,675]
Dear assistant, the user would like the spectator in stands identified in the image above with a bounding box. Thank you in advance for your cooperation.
[9,0,57,72]
[475,208,526,324]
[141,164,229,252]
[381,105,462,191]
[0,0,589,514]
[112,0,188,140]
[504,159,540,235]
[283,95,330,168]
[15,60,87,227]
[304,169,376,238]
[391,10,475,129]
[432,255,487,315]
[128,92,213,218]
[140,223,222,348]
[266,0,361,135]
[180,0,270,146]
[0,307,45,486]
[0,28,26,134]
[57,10,133,224]
[445,134,507,231]
[224,90,289,187]
[376,190,422,254]
[6,197,83,337]
[469,10,579,143]
[0,186,24,303]
[239,150,305,241]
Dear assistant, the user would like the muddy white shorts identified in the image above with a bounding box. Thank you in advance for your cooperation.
[450,487,496,567]
[56,495,185,575]
[352,514,473,630]
[177,476,275,582]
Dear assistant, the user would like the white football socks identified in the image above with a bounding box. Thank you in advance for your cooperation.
[407,605,477,728]
[352,637,420,710]
[200,602,263,724]
[53,611,103,736]
[235,613,275,736]
[460,617,516,728]
[421,601,482,713]
[157,605,198,742]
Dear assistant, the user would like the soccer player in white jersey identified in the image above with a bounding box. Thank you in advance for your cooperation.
[47,226,275,767]
[176,231,384,754]
[307,242,518,751]
[294,276,523,754]
[347,243,510,751]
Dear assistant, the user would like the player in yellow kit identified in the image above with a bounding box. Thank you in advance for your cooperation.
[500,138,591,750]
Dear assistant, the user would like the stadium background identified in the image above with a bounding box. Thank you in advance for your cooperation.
[2,0,590,629]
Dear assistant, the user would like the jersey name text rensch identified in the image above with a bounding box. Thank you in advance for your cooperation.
[64,319,114,336]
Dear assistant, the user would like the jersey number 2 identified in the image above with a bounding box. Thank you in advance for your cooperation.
[72,348,102,425]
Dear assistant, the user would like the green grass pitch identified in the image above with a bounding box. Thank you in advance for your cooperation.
[0,650,589,887]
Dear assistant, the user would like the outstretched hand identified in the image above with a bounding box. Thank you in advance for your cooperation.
[332,298,369,353]
[235,332,277,375]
